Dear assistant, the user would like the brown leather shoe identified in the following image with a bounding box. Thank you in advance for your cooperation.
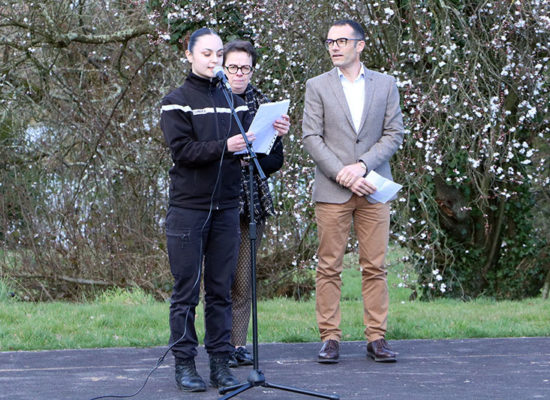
[367,338,397,362]
[318,339,339,363]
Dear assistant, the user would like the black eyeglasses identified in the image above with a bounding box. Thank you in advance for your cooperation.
[224,64,254,75]
[324,38,363,49]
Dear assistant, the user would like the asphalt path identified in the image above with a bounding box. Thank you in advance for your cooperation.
[1,337,549,399]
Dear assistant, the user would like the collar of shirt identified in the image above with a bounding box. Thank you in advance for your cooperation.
[337,66,365,83]
[337,66,366,133]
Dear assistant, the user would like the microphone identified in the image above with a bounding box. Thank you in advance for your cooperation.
[213,66,232,92]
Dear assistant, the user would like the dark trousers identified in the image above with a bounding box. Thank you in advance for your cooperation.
[166,205,240,359]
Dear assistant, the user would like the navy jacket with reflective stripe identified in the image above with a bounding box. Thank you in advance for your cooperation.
[161,72,252,210]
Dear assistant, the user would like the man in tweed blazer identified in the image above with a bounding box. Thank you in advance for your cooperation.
[302,20,404,364]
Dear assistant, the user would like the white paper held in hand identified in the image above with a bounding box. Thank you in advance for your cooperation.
[235,99,290,155]
[364,170,402,203]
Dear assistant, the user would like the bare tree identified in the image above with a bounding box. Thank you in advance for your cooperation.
[0,0,179,300]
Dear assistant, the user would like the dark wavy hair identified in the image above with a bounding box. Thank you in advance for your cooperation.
[223,40,258,67]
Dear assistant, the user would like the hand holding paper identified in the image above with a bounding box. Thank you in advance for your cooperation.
[273,114,290,137]
[235,99,290,155]
[227,131,256,153]
[364,170,402,203]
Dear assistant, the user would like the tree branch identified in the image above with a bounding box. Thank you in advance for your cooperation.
[52,26,155,47]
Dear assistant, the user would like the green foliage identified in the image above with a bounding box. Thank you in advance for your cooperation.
[94,286,156,305]
[148,0,253,49]
[385,0,550,299]
[0,279,16,303]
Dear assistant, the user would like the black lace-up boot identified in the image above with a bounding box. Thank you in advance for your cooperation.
[175,358,206,392]
[209,352,240,388]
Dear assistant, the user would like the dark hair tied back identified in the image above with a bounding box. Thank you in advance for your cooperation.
[187,27,219,53]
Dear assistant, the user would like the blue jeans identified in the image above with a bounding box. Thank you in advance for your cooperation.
[166,206,240,359]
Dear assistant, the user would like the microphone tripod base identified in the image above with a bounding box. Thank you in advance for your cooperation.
[218,368,339,400]
[214,101,339,400]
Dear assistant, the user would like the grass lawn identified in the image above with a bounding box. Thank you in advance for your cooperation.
[1,250,549,351]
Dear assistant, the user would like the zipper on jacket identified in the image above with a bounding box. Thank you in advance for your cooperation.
[210,86,221,210]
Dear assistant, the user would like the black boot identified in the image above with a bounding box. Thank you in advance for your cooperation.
[175,358,206,392]
[209,352,240,388]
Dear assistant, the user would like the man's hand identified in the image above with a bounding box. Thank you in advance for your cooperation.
[227,131,255,153]
[349,177,377,197]
[274,114,290,137]
[336,162,367,188]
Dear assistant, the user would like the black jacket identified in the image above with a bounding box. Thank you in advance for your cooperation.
[161,72,252,210]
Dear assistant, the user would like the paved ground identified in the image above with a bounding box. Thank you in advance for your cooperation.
[1,337,549,400]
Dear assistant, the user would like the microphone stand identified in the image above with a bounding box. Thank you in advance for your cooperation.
[217,81,339,400]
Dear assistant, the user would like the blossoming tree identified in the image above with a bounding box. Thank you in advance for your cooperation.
[1,0,548,300]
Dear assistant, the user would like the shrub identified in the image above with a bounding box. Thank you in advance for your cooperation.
[1,0,548,300]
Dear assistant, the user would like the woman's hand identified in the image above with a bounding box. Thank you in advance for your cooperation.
[227,131,255,153]
[273,114,290,137]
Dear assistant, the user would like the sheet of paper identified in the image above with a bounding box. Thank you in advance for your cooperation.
[365,170,403,203]
[236,99,290,155]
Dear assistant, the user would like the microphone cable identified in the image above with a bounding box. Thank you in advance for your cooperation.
[88,82,237,400]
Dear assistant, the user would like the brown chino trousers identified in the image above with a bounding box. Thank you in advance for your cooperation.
[315,195,390,343]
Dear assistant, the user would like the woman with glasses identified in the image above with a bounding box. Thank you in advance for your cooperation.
[222,40,290,368]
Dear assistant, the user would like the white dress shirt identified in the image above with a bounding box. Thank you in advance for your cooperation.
[338,67,365,133]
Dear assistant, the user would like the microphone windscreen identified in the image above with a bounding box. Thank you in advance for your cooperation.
[212,65,231,92]
[213,66,224,77]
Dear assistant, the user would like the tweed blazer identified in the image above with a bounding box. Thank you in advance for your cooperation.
[302,66,404,204]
